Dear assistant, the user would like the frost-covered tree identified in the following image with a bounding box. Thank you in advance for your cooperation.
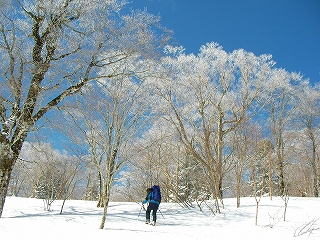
[294,83,320,197]
[265,69,302,196]
[14,142,84,206]
[153,43,275,212]
[122,119,188,204]
[230,121,260,207]
[35,166,61,211]
[0,0,169,217]
[178,153,210,208]
[57,73,159,228]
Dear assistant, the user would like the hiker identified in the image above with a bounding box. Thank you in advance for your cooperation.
[142,187,160,225]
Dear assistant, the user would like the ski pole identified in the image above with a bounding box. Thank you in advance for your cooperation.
[158,208,165,219]
[137,205,143,218]
[135,205,144,223]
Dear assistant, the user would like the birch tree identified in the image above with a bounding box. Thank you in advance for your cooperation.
[0,0,169,217]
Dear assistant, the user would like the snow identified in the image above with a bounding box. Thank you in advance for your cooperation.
[0,196,319,240]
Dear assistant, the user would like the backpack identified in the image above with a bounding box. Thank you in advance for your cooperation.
[152,185,161,203]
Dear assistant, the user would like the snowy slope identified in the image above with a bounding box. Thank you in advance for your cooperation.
[0,196,319,240]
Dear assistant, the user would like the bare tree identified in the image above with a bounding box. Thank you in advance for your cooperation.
[153,43,275,212]
[0,0,169,217]
[294,83,320,197]
[9,141,85,211]
[252,139,271,225]
[285,144,314,197]
[266,69,301,196]
[118,119,190,204]
[57,73,158,228]
[231,121,259,207]
[7,157,31,197]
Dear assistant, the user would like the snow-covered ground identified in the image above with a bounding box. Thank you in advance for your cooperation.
[0,196,319,240]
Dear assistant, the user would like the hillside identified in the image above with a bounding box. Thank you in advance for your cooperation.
[0,196,319,240]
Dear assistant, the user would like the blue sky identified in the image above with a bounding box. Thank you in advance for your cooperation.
[130,0,320,84]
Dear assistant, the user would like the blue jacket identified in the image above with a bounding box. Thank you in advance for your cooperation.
[142,191,160,205]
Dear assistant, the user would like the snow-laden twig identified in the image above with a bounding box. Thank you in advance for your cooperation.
[293,218,320,237]
[265,208,283,228]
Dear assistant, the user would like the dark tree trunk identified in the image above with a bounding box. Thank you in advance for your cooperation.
[0,138,25,217]
[0,167,13,218]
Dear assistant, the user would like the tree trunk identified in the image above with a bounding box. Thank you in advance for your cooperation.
[268,151,273,200]
[216,111,224,200]
[175,163,179,202]
[209,170,221,214]
[255,201,259,226]
[236,166,241,208]
[278,159,285,196]
[0,168,13,218]
[97,172,104,207]
[275,136,285,196]
[0,142,23,218]
[99,177,111,229]
[99,147,118,229]
[311,135,319,197]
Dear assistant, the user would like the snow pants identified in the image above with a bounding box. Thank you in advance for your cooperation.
[146,202,159,222]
